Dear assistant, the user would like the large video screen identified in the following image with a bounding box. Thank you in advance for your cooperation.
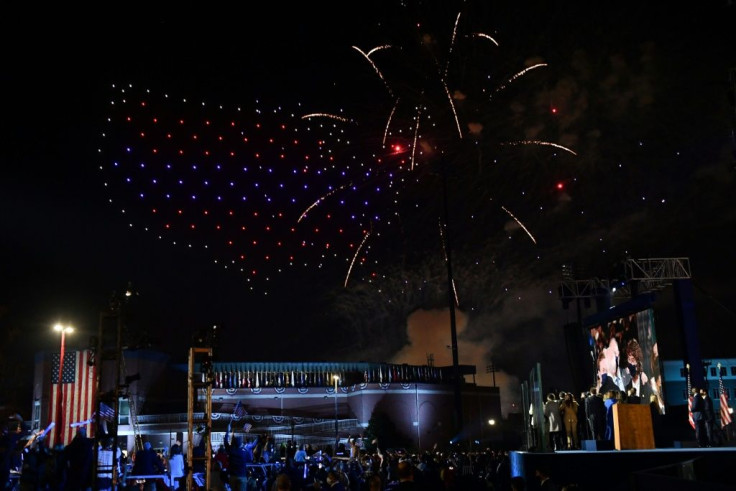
[587,308,666,414]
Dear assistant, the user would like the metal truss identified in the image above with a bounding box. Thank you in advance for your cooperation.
[558,257,692,302]
[558,278,611,300]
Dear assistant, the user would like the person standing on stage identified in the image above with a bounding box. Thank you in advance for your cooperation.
[578,392,590,442]
[560,393,579,450]
[690,387,706,447]
[701,388,717,447]
[603,390,618,442]
[528,403,539,449]
[585,388,606,441]
[543,393,563,451]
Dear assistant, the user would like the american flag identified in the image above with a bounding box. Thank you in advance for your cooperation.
[686,363,695,430]
[243,422,252,433]
[718,363,732,428]
[232,400,246,419]
[99,402,116,422]
[48,349,96,447]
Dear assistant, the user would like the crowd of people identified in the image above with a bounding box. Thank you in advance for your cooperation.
[0,416,183,491]
[0,421,100,490]
[208,432,572,491]
[3,412,578,491]
[532,386,664,451]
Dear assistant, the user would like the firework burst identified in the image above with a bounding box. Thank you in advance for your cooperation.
[295,2,578,294]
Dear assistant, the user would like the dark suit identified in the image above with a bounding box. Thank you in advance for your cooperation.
[600,372,625,396]
[132,446,165,491]
[703,393,716,446]
[62,434,95,490]
[627,394,642,405]
[691,393,706,446]
[132,447,165,475]
[625,378,653,404]
[585,394,606,440]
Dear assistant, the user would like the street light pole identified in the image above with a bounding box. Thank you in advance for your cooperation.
[53,323,73,446]
[333,375,339,452]
[486,361,497,387]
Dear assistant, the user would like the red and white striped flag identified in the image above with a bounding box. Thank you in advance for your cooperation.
[48,349,96,447]
[718,363,732,428]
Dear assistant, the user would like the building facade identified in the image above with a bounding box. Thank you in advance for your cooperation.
[33,349,501,453]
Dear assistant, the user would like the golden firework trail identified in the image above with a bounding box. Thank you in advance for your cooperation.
[500,140,578,156]
[438,218,461,306]
[441,78,463,138]
[501,206,537,244]
[298,183,352,223]
[411,106,422,170]
[471,32,499,46]
[443,12,462,80]
[301,113,351,123]
[493,63,547,95]
[383,98,400,146]
[353,45,394,98]
[345,228,372,288]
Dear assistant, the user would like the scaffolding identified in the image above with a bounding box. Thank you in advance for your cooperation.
[120,354,142,452]
[92,296,125,490]
[187,347,213,491]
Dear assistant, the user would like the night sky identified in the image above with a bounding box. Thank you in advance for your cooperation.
[2,1,735,416]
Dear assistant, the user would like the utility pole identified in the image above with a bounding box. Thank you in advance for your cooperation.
[440,157,463,440]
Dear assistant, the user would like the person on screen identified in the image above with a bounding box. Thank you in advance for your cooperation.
[623,338,652,403]
[608,320,625,354]
[589,325,606,366]
[597,338,626,394]
[649,342,666,414]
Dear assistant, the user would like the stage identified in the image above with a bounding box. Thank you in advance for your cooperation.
[510,445,736,490]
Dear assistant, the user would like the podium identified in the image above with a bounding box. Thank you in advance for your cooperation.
[613,403,655,450]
